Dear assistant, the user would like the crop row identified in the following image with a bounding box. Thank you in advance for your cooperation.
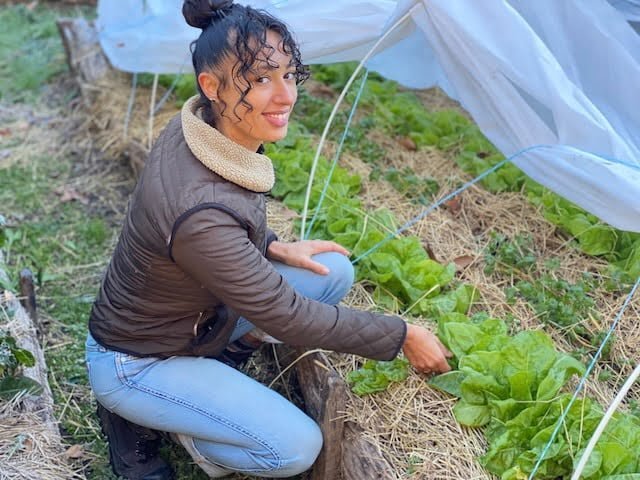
[264,94,640,479]
[308,63,640,286]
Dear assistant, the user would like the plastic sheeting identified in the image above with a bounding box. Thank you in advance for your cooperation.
[97,0,640,232]
[608,0,640,32]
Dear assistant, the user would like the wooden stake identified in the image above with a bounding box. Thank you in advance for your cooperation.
[19,268,38,327]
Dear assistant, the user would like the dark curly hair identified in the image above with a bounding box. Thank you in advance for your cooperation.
[183,0,310,126]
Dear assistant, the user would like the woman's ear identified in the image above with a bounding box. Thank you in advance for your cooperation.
[198,71,220,102]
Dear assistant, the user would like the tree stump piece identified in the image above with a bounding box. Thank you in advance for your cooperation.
[56,17,110,86]
[342,422,396,480]
[0,253,60,439]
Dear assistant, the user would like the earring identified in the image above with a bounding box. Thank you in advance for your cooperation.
[209,97,216,103]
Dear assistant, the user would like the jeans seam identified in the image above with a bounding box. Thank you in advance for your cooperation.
[113,354,282,472]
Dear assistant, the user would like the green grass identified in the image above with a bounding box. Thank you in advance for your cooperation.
[0,4,119,477]
[1,5,63,101]
[0,158,119,477]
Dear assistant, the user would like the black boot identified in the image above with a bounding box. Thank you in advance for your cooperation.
[216,337,261,369]
[97,403,174,480]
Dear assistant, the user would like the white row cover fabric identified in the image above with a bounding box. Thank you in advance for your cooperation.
[609,0,640,32]
[97,0,640,232]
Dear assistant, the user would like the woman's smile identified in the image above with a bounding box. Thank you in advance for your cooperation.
[262,109,290,128]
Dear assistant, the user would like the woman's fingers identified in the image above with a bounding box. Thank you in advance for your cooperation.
[309,240,350,257]
[433,353,451,373]
[299,257,330,275]
[402,324,451,374]
[436,339,453,359]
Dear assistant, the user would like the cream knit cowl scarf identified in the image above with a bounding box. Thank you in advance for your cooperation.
[181,96,275,193]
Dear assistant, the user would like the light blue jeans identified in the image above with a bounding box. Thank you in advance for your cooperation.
[86,252,354,478]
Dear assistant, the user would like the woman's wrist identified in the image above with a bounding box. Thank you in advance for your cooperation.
[402,323,417,350]
[266,240,287,262]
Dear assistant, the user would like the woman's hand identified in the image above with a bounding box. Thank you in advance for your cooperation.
[402,323,453,374]
[266,240,350,275]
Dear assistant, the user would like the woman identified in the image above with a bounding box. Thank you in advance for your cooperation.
[85,1,452,479]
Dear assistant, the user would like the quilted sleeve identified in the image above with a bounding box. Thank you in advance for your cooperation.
[171,208,407,361]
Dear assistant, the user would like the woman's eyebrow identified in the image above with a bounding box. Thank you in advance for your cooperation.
[252,55,294,73]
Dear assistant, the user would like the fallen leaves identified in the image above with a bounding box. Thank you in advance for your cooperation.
[64,444,85,459]
[397,136,417,151]
[444,197,462,215]
[54,185,89,205]
[453,255,475,270]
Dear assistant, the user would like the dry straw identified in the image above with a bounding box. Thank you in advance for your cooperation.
[0,394,85,480]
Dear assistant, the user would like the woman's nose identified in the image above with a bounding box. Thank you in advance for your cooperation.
[274,81,297,105]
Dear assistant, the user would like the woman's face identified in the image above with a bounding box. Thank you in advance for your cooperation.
[199,30,298,152]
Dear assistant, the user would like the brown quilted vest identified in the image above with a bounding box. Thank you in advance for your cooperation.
[89,98,406,360]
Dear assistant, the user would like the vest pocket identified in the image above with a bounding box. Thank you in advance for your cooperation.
[190,305,235,357]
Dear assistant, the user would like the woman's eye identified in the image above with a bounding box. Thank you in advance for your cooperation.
[256,76,270,84]
[284,72,296,80]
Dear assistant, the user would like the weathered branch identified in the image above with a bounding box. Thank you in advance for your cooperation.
[1,253,59,439]
[342,422,396,479]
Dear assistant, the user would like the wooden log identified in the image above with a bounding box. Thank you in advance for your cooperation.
[56,17,110,86]
[0,253,60,439]
[19,268,38,327]
[342,422,396,480]
[294,348,349,480]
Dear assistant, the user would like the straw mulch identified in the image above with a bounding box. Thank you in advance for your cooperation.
[86,73,639,479]
[0,394,85,480]
[325,146,639,478]
[83,70,177,168]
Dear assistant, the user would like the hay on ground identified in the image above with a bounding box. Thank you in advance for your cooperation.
[0,394,86,480]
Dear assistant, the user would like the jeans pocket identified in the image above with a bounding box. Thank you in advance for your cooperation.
[115,352,159,383]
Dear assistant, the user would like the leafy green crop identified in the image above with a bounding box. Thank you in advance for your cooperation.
[370,166,440,205]
[347,358,409,395]
[137,73,197,107]
[430,312,640,479]
[309,64,640,283]
[451,131,640,283]
[505,274,613,358]
[0,330,41,399]
[292,89,386,164]
[484,233,537,275]
[267,117,479,395]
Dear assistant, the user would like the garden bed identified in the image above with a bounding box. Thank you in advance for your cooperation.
[82,63,640,479]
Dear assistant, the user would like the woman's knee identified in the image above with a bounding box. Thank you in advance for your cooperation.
[276,421,323,476]
[313,251,354,304]
[193,420,323,478]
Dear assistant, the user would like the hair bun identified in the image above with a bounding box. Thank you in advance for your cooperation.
[183,0,234,30]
